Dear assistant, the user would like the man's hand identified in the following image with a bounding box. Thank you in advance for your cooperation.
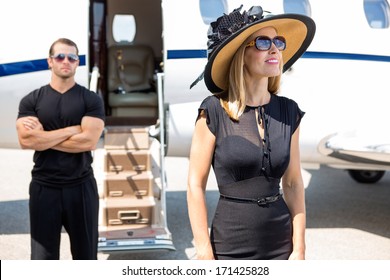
[52,116,104,153]
[22,116,43,131]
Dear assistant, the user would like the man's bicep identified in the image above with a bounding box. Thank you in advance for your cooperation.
[16,117,26,134]
[16,117,32,136]
[16,117,36,148]
[81,116,104,140]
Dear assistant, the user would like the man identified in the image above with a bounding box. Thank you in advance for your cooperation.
[16,38,105,259]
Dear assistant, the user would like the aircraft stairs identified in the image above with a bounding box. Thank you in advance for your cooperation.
[94,125,175,253]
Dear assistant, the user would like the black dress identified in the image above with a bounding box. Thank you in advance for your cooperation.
[198,93,304,260]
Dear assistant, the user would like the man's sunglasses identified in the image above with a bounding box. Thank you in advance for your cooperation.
[50,53,79,63]
[246,36,286,51]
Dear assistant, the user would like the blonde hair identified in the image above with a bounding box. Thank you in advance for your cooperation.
[219,42,283,121]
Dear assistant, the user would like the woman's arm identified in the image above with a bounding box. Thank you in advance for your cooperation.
[282,126,306,260]
[187,111,216,260]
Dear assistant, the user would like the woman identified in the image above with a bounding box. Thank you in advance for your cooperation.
[187,6,316,260]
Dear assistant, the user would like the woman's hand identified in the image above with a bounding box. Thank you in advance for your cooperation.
[288,249,305,260]
[196,246,215,260]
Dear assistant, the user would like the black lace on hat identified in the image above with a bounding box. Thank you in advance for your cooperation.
[207,5,265,56]
[190,5,268,89]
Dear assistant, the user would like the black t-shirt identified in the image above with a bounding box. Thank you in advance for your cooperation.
[18,84,105,187]
[198,94,304,187]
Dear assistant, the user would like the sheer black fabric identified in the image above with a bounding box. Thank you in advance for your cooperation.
[197,94,304,259]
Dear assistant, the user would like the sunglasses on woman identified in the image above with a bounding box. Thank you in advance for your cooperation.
[50,53,79,63]
[246,36,286,51]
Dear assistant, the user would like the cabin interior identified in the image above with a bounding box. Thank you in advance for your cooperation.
[88,0,174,252]
[89,0,163,127]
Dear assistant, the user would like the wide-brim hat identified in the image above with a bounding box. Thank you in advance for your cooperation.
[191,5,316,93]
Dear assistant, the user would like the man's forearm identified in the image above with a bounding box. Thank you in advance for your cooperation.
[52,117,104,153]
[52,132,97,153]
[17,116,82,151]
[19,127,80,151]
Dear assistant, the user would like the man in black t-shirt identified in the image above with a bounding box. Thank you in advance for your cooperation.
[16,38,105,260]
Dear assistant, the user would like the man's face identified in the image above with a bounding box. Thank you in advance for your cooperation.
[47,43,79,79]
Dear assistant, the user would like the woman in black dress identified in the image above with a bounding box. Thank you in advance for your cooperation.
[187,6,316,260]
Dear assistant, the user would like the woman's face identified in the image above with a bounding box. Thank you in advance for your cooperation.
[244,27,283,79]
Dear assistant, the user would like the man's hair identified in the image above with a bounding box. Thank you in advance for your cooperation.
[49,38,79,56]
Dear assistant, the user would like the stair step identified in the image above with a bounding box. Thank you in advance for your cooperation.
[105,150,151,172]
[104,126,149,150]
[102,198,155,226]
[104,171,158,198]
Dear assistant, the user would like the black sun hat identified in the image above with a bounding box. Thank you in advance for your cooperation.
[190,5,316,93]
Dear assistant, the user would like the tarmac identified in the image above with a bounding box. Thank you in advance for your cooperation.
[1,148,390,260]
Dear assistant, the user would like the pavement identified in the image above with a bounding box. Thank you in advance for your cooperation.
[1,148,390,260]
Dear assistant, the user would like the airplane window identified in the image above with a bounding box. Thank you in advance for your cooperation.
[199,0,228,25]
[364,0,390,28]
[283,0,312,16]
[112,15,136,43]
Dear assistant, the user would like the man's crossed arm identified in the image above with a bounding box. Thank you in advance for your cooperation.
[16,116,104,153]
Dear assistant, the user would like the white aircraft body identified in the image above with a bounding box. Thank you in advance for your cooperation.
[1,0,390,253]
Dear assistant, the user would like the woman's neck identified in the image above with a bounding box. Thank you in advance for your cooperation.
[245,79,271,106]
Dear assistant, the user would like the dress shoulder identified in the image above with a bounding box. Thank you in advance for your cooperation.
[197,95,222,136]
[273,95,305,134]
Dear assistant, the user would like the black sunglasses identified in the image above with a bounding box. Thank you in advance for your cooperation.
[50,53,79,63]
[246,36,286,51]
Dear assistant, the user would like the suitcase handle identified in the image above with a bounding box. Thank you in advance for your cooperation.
[133,165,146,171]
[118,210,140,220]
[108,165,146,172]
[109,190,123,197]
[109,165,123,172]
